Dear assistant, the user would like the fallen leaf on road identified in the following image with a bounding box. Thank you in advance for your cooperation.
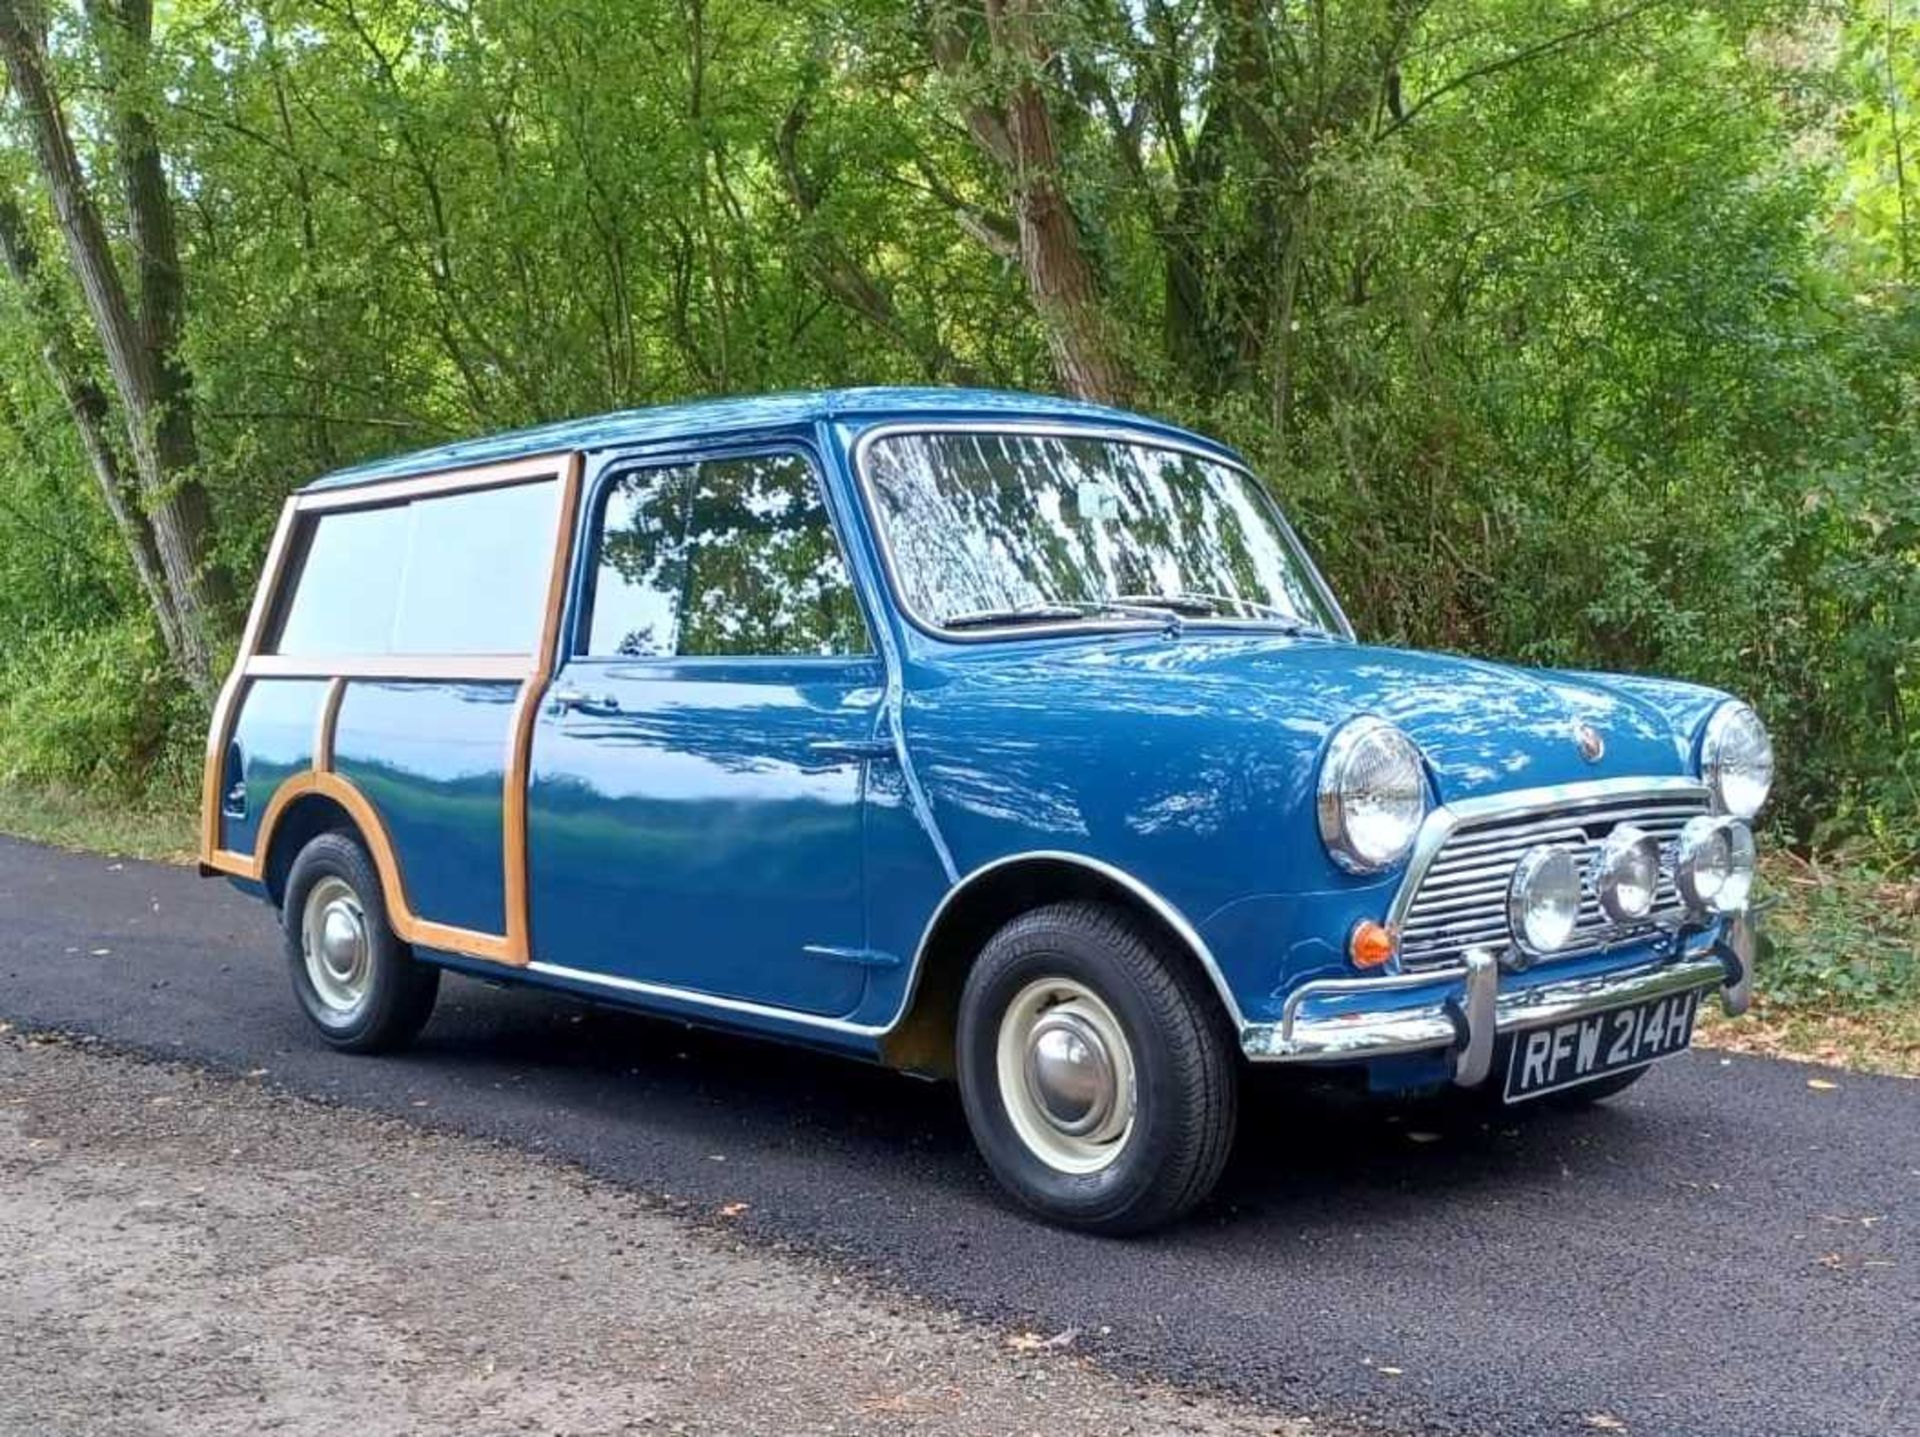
[718,1201,749,1218]
[1005,1328,1077,1353]
[1807,1079,1839,1091]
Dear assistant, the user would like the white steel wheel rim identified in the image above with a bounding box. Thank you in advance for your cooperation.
[994,976,1137,1175]
[302,875,372,1016]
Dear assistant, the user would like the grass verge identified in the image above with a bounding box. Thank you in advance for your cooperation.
[1695,853,1919,1079]
[0,784,1913,1075]
[0,783,196,865]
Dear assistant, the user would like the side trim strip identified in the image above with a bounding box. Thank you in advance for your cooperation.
[527,960,886,1033]
[801,944,904,970]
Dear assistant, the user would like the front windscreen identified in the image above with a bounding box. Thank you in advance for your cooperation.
[860,429,1342,635]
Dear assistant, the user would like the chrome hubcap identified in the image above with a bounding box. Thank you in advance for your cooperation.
[302,876,371,1015]
[996,978,1135,1174]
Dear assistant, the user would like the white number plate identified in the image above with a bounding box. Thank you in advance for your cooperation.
[1503,989,1702,1103]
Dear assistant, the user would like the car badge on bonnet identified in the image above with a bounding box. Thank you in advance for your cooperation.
[1574,719,1605,763]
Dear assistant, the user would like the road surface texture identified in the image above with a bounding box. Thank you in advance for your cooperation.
[0,1034,1292,1437]
[0,835,1912,1437]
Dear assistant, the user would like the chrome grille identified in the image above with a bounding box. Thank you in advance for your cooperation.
[1393,786,1711,972]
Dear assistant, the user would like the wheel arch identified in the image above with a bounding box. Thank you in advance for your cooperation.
[879,852,1244,1077]
[261,790,364,909]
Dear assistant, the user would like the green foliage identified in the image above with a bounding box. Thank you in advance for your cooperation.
[0,0,1913,863]
[1758,861,1920,1008]
[0,620,200,800]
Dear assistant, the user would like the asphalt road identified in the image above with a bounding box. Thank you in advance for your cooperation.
[1,836,1912,1437]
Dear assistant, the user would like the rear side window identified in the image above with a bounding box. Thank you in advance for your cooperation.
[271,480,559,657]
[582,452,867,659]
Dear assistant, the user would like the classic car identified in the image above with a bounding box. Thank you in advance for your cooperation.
[201,387,1770,1233]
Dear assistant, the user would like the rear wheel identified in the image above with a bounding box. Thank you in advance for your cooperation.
[955,901,1237,1235]
[282,831,439,1052]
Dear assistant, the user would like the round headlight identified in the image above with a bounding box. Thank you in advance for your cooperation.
[1674,815,1731,913]
[1593,824,1661,923]
[1715,819,1756,913]
[1701,701,1773,819]
[1508,845,1582,955]
[1317,717,1427,873]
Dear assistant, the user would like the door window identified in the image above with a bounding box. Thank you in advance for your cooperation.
[582,452,868,658]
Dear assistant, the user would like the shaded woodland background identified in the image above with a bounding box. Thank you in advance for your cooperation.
[0,0,1912,860]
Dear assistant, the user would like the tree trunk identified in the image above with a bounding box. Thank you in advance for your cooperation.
[933,2,1133,405]
[0,0,230,698]
[0,188,185,664]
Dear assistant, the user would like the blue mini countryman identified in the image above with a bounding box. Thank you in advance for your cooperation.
[202,387,1770,1233]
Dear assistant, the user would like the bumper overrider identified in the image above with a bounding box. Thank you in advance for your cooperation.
[1242,912,1758,1085]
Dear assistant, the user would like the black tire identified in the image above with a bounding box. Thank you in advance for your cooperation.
[955,901,1238,1235]
[1544,1063,1651,1108]
[282,831,439,1053]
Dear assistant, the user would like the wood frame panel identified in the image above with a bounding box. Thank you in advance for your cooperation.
[200,450,584,969]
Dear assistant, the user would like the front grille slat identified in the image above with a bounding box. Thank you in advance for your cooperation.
[1393,786,1710,972]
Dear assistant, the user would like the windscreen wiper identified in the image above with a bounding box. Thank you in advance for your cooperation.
[943,599,1184,631]
[1112,590,1321,634]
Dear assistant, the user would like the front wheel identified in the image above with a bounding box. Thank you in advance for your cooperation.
[282,831,439,1053]
[955,902,1238,1235]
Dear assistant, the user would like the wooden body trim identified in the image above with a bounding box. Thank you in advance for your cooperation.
[209,770,514,963]
[294,451,574,514]
[314,678,347,773]
[248,654,531,681]
[200,451,587,970]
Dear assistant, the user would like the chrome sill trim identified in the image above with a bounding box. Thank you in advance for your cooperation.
[527,850,1247,1051]
[526,961,890,1036]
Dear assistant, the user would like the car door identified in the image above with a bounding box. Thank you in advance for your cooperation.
[525,445,887,1018]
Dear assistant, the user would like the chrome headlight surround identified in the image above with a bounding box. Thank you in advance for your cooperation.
[1508,844,1582,955]
[1700,700,1774,819]
[1715,819,1757,913]
[1592,823,1661,924]
[1316,717,1428,874]
[1674,814,1758,916]
[1674,815,1729,912]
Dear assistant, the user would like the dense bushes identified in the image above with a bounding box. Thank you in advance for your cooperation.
[0,620,201,801]
[0,0,1911,858]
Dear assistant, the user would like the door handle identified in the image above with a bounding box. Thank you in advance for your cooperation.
[807,737,897,763]
[548,687,622,717]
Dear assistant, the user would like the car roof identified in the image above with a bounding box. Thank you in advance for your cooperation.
[299,386,1239,492]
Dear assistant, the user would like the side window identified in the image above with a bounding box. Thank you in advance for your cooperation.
[271,505,411,655]
[582,465,689,658]
[270,479,559,657]
[584,453,868,658]
[389,482,558,654]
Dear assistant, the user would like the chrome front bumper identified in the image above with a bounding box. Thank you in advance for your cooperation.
[1242,911,1758,1086]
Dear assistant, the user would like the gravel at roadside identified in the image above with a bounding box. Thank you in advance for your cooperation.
[0,1032,1307,1437]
